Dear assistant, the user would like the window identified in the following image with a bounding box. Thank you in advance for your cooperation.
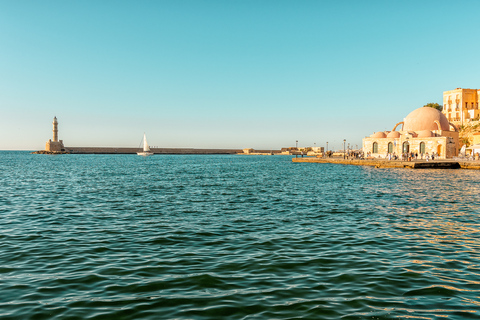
[420,142,425,154]
[373,142,378,153]
[388,142,393,153]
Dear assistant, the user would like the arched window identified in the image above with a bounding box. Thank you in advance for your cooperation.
[373,142,378,154]
[402,141,410,153]
[388,142,393,153]
[420,142,425,154]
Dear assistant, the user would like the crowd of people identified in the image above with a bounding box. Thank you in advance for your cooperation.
[383,152,438,161]
[322,150,480,161]
[324,150,441,161]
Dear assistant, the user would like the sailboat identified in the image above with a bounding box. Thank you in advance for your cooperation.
[137,133,154,156]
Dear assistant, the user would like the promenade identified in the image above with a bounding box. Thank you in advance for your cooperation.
[292,157,480,170]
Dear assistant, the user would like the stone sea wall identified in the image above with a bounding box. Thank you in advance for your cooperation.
[65,147,244,154]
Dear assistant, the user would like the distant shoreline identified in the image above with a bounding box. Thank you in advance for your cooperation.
[32,147,285,155]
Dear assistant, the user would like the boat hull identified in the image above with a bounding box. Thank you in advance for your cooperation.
[137,152,154,156]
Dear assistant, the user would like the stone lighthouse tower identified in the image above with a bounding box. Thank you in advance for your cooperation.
[53,116,58,142]
[45,116,65,152]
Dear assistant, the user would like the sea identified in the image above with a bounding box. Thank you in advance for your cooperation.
[1,151,480,320]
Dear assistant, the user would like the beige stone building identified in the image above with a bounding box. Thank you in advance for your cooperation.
[443,88,480,125]
[45,116,65,152]
[363,107,459,159]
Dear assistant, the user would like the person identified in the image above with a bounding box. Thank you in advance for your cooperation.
[426,153,430,161]
[431,153,435,161]
[415,152,418,159]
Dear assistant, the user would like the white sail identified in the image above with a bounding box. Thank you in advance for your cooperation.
[143,133,150,152]
[138,133,154,156]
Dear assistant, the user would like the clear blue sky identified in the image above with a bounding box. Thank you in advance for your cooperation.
[1,0,480,151]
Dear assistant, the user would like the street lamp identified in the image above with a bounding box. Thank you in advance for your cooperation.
[343,139,346,159]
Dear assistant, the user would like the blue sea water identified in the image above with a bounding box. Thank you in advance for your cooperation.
[1,151,480,319]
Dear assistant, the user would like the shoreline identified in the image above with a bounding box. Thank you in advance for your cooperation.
[292,157,480,170]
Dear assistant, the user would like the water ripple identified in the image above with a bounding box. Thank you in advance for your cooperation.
[0,152,480,319]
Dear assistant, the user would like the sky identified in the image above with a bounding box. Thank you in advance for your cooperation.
[1,0,480,151]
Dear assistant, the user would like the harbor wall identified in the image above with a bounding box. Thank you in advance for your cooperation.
[34,147,285,155]
[66,147,244,154]
[292,157,468,169]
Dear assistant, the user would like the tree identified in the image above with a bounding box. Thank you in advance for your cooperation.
[423,102,443,111]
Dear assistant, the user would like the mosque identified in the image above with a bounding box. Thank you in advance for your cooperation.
[363,107,459,159]
[45,116,65,152]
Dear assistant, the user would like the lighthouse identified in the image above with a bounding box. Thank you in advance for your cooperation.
[53,116,58,142]
[45,117,65,152]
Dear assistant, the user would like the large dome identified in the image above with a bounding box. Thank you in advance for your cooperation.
[403,107,450,132]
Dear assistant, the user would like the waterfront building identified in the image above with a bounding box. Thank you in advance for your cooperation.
[45,117,65,152]
[363,107,459,159]
[442,88,480,125]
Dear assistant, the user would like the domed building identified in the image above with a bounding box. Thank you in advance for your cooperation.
[362,107,459,159]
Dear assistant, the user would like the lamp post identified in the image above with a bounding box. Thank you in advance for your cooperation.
[343,139,346,159]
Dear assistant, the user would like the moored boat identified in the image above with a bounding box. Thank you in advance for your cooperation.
[137,133,154,156]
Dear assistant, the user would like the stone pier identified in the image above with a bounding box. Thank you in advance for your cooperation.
[291,157,480,169]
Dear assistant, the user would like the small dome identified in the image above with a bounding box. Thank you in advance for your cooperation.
[403,107,450,131]
[371,131,387,138]
[387,131,400,138]
[417,130,433,138]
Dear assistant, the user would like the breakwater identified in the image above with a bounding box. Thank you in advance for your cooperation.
[66,147,243,154]
[293,157,480,169]
[35,147,284,155]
